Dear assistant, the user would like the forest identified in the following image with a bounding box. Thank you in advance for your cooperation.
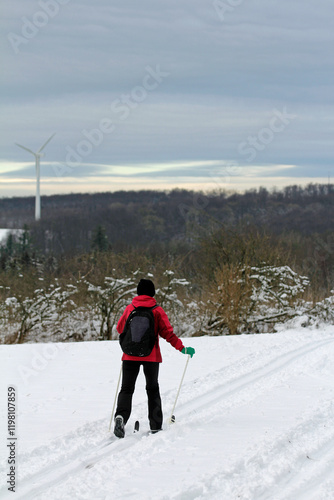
[0,183,333,343]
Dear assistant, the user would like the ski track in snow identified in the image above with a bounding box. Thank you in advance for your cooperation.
[172,337,334,423]
[172,400,334,500]
[0,330,334,499]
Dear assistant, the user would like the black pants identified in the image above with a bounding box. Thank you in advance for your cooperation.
[115,361,163,431]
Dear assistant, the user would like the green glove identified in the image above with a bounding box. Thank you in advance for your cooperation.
[181,347,195,358]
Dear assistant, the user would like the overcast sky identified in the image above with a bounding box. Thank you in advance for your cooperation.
[1,0,333,197]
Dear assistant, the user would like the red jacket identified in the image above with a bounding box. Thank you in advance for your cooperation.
[117,295,184,362]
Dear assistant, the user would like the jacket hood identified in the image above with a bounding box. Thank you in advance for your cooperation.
[132,295,157,308]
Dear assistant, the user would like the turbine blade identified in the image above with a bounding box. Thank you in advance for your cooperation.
[15,143,36,156]
[37,133,56,153]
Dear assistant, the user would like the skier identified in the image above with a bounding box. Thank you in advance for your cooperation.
[114,278,195,438]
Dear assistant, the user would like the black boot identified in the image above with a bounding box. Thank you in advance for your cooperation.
[114,415,125,438]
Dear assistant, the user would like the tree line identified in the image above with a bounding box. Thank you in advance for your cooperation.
[0,183,333,343]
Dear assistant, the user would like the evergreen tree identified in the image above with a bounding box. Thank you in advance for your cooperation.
[91,225,109,252]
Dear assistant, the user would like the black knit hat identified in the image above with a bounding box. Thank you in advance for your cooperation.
[137,278,155,297]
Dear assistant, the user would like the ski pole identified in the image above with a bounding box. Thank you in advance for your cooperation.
[108,362,122,432]
[169,354,191,423]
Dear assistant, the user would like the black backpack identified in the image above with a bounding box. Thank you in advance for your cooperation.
[119,305,158,357]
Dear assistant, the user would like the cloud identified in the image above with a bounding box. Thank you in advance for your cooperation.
[1,0,333,196]
[0,160,327,184]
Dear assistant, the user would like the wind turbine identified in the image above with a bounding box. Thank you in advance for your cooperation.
[15,133,56,221]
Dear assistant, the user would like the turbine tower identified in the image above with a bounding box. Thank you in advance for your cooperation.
[15,133,55,221]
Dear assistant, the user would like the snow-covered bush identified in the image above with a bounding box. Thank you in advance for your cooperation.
[246,265,310,330]
[208,264,311,334]
[84,270,192,340]
[1,265,332,343]
[249,265,310,309]
[156,270,189,313]
[174,299,214,338]
[10,285,78,343]
[86,276,136,340]
[305,290,334,326]
[0,296,18,343]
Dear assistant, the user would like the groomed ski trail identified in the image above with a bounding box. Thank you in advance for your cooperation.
[172,337,334,423]
[3,333,333,500]
[7,430,148,500]
[176,400,334,500]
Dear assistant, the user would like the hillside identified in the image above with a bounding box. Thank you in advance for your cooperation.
[0,327,334,499]
[1,185,334,256]
[1,183,333,341]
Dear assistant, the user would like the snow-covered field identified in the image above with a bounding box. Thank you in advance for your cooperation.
[1,327,334,500]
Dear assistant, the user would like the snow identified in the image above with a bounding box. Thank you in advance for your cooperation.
[0,230,10,243]
[0,229,23,244]
[1,327,334,499]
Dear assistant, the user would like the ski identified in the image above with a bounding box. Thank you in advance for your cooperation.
[85,422,160,469]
